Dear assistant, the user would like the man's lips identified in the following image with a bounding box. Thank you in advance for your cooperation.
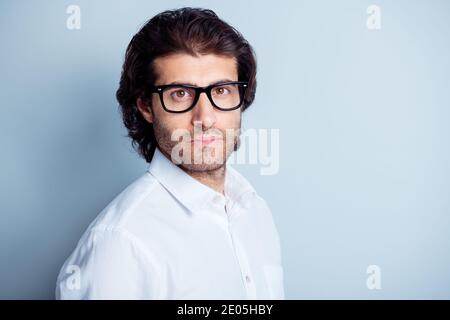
[190,136,223,145]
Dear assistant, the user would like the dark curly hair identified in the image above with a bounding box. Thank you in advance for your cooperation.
[115,7,257,163]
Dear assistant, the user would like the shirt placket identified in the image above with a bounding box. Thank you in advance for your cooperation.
[215,195,256,299]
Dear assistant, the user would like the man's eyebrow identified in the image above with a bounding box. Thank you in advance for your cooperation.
[165,79,236,86]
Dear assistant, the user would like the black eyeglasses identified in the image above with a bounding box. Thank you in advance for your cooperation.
[150,81,248,113]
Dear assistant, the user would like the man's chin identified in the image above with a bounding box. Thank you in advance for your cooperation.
[179,161,226,173]
[164,142,235,173]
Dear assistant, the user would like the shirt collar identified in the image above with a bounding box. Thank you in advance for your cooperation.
[147,147,256,215]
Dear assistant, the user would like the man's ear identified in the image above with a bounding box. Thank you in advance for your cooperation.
[136,97,153,124]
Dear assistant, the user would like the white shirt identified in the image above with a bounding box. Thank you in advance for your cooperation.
[55,147,284,299]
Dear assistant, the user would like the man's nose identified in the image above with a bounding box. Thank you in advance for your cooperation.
[191,92,217,130]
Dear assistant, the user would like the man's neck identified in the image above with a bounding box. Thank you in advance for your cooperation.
[184,166,226,195]
[159,149,226,195]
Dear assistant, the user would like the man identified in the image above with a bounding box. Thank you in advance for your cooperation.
[56,7,284,299]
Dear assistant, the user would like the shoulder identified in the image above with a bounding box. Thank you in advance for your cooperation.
[55,171,169,299]
[55,225,166,299]
[82,171,162,233]
[65,169,170,258]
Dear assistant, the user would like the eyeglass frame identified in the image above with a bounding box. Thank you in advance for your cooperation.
[149,81,249,113]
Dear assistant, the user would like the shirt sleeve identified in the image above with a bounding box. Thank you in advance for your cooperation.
[55,226,165,299]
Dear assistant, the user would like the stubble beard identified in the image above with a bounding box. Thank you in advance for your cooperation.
[153,120,241,174]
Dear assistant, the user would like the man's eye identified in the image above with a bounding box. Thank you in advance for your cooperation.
[171,90,189,98]
[214,87,229,95]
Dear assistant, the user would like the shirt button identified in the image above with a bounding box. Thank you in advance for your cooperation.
[245,275,251,283]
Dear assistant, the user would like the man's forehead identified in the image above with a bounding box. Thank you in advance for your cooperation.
[153,53,238,85]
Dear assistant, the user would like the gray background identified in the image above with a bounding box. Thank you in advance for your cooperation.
[1,0,449,299]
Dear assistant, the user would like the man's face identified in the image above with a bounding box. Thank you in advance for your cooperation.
[138,53,242,172]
